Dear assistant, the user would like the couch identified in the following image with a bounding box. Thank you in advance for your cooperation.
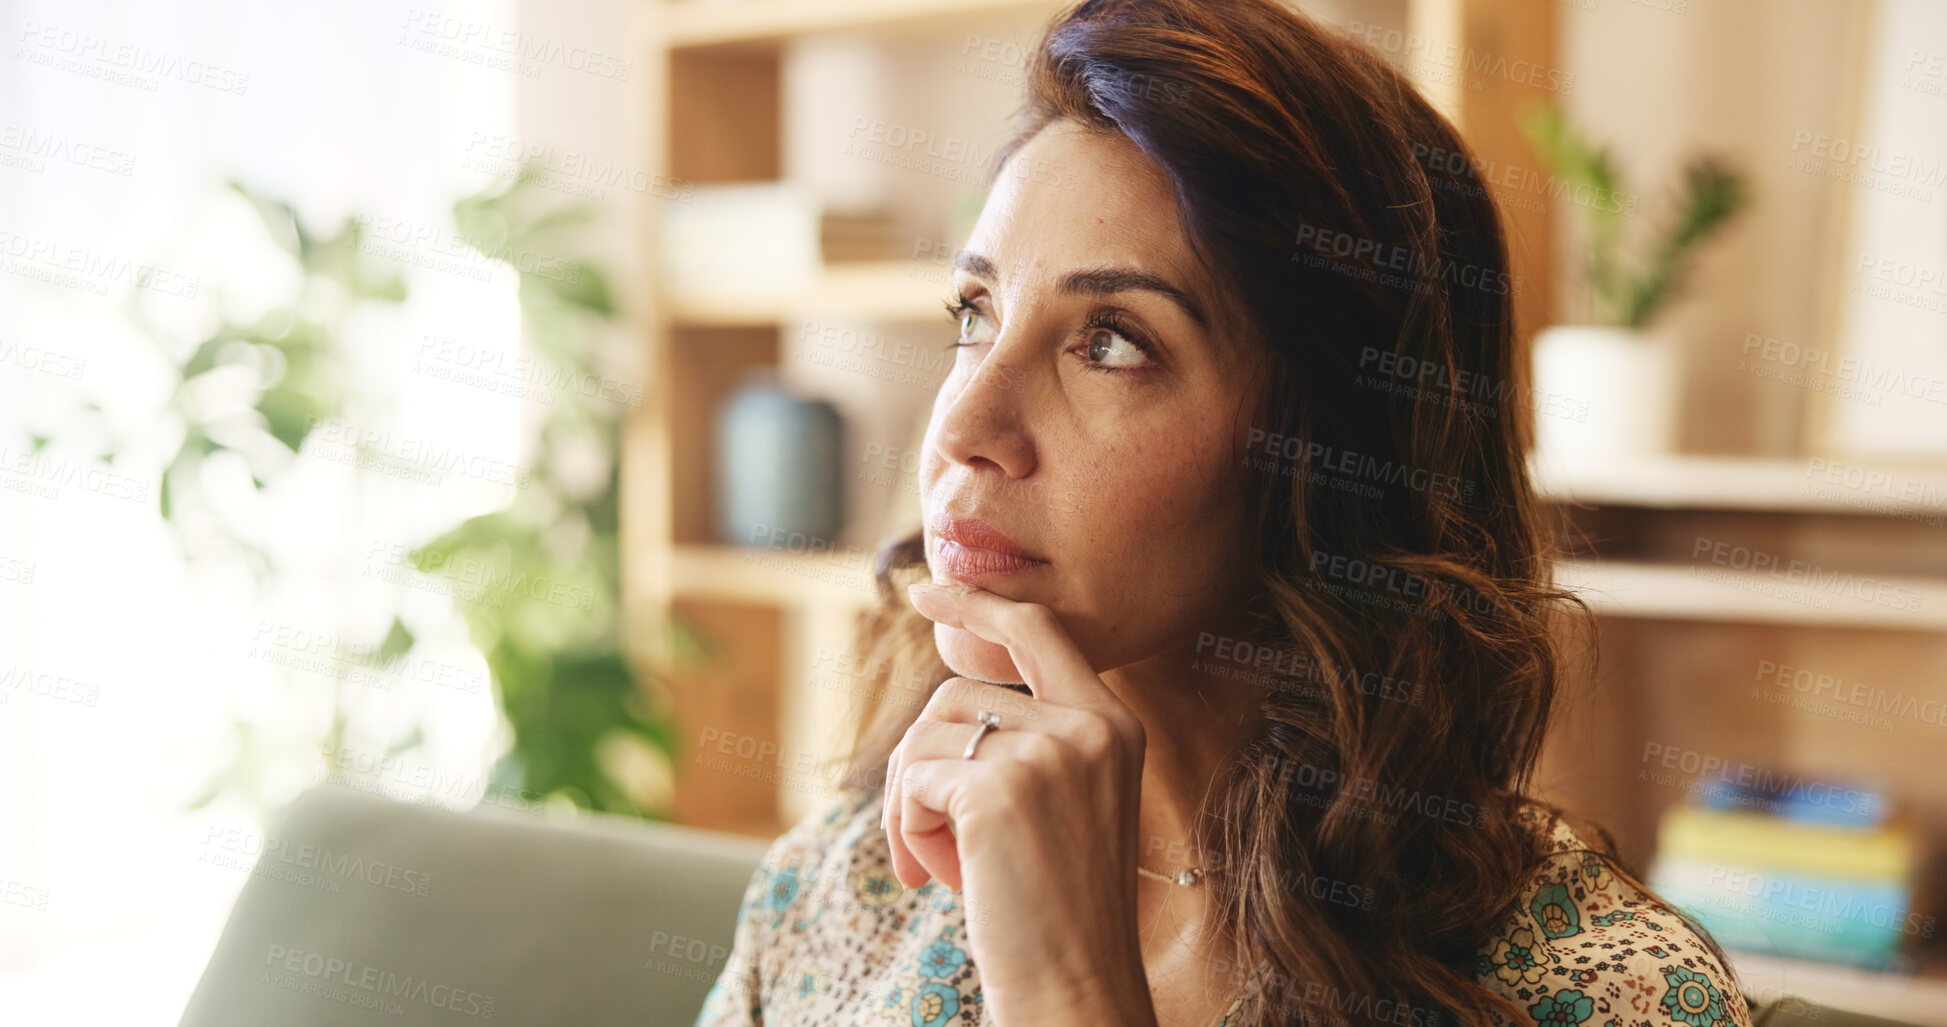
[176,784,1920,1027]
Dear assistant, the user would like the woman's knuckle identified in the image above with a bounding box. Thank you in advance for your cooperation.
[1013,603,1058,632]
[1071,713,1115,754]
[919,679,963,718]
[990,758,1036,797]
[1021,731,1065,767]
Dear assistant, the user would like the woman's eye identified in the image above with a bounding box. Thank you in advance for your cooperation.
[1085,328,1148,369]
[957,306,997,345]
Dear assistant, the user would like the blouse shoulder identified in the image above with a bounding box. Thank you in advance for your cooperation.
[1471,805,1754,1027]
[693,786,884,1026]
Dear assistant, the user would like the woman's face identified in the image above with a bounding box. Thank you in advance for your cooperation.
[919,119,1265,688]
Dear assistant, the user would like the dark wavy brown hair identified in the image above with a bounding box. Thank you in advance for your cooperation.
[831,1,1739,1024]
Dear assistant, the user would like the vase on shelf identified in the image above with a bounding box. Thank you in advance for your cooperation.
[715,369,846,548]
[1529,324,1678,470]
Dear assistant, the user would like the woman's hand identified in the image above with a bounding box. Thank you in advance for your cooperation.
[883,581,1160,1027]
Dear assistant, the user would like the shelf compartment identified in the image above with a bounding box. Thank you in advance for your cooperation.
[1535,453,1947,519]
[657,0,1066,51]
[668,543,885,609]
[1557,558,1947,632]
[667,259,953,327]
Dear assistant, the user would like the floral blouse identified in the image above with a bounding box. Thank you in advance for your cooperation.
[694,787,1752,1027]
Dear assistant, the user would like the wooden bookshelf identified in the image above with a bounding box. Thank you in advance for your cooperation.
[667,260,948,327]
[660,0,1066,50]
[1555,558,1947,632]
[1534,452,1947,518]
[1534,460,1947,1019]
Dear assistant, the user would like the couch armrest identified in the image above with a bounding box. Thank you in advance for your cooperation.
[177,784,770,1027]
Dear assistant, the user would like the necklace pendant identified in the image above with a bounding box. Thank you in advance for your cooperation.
[1177,869,1200,886]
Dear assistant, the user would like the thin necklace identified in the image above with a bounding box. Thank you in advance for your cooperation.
[1136,862,1207,887]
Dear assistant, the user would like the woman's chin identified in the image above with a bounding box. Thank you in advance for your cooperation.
[934,623,1027,687]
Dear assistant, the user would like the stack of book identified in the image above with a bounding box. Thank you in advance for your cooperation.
[1647,775,1927,969]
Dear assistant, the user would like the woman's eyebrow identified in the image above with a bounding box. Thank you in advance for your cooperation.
[951,249,1211,332]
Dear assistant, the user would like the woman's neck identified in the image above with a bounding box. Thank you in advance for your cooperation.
[1101,635,1269,969]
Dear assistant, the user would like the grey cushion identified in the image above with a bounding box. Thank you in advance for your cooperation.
[177,783,769,1027]
[178,785,1920,1027]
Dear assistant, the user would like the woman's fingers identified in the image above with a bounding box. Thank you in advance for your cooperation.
[897,772,961,890]
[895,753,997,891]
[884,717,1025,891]
[883,679,1034,879]
[906,582,1118,713]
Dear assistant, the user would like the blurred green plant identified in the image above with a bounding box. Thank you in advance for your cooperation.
[1521,102,1749,329]
[96,174,687,818]
[121,181,412,809]
[411,171,680,817]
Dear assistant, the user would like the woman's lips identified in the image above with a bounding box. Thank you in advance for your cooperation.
[934,538,1048,583]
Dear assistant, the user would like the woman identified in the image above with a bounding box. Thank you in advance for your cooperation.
[698,1,1750,1025]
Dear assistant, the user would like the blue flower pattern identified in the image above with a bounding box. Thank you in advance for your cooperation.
[694,793,1750,1027]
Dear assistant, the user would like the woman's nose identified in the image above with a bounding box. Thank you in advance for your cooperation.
[932,346,1038,481]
